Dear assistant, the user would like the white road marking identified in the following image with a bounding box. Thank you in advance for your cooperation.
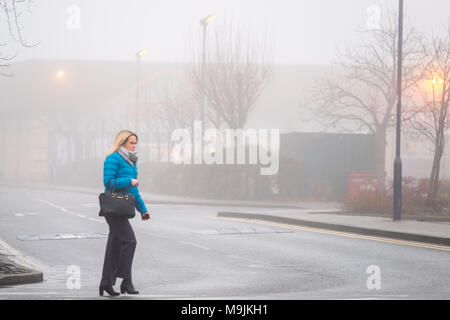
[14,212,40,217]
[115,294,192,298]
[227,254,265,264]
[82,203,98,208]
[0,292,60,295]
[179,241,211,251]
[338,295,409,300]
[38,200,104,222]
[39,199,58,207]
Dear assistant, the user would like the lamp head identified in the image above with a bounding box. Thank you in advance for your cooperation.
[200,14,216,26]
[136,49,147,58]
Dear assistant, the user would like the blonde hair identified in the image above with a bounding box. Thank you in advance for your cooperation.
[105,130,139,159]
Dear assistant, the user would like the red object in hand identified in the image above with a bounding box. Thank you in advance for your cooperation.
[142,213,150,220]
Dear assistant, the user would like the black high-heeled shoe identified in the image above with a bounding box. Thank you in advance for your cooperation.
[120,279,139,294]
[99,285,120,297]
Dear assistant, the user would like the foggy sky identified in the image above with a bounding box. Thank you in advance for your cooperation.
[2,0,450,65]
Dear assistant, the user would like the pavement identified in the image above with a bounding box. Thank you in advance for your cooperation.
[0,255,43,287]
[1,182,450,287]
[0,237,43,287]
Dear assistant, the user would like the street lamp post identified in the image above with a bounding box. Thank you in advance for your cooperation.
[393,0,404,221]
[136,49,147,133]
[199,14,215,127]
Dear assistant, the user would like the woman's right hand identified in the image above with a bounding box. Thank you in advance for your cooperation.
[131,179,139,186]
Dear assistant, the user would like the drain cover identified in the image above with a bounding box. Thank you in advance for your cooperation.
[17,233,108,241]
[193,226,293,235]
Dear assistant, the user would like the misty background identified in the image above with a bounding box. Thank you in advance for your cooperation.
[1,0,450,204]
[4,0,450,64]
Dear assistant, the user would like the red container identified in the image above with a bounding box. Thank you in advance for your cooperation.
[348,172,377,195]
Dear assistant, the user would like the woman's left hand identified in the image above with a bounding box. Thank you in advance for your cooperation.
[141,212,150,221]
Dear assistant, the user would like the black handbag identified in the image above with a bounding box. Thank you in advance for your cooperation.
[98,179,136,219]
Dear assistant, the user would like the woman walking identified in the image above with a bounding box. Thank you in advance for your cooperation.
[99,130,150,297]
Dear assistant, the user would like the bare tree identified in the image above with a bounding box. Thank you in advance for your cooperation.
[306,9,425,193]
[159,77,199,135]
[155,88,198,162]
[408,28,450,207]
[191,18,273,129]
[141,70,199,162]
[0,0,38,75]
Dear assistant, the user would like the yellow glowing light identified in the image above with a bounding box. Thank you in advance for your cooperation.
[200,14,216,26]
[205,14,216,24]
[137,49,147,57]
[56,70,64,78]
[432,76,444,85]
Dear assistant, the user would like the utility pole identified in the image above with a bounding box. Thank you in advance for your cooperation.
[136,49,147,133]
[393,0,404,221]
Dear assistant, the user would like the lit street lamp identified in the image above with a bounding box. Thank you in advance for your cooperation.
[432,76,444,85]
[136,49,147,133]
[432,76,444,109]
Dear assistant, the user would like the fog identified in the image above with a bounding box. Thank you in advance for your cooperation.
[6,0,450,64]
[1,0,450,202]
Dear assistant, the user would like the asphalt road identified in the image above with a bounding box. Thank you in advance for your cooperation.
[0,185,449,300]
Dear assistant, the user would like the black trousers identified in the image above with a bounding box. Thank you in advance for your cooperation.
[100,216,137,286]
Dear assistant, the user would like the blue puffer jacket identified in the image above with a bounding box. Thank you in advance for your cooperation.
[103,152,148,215]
